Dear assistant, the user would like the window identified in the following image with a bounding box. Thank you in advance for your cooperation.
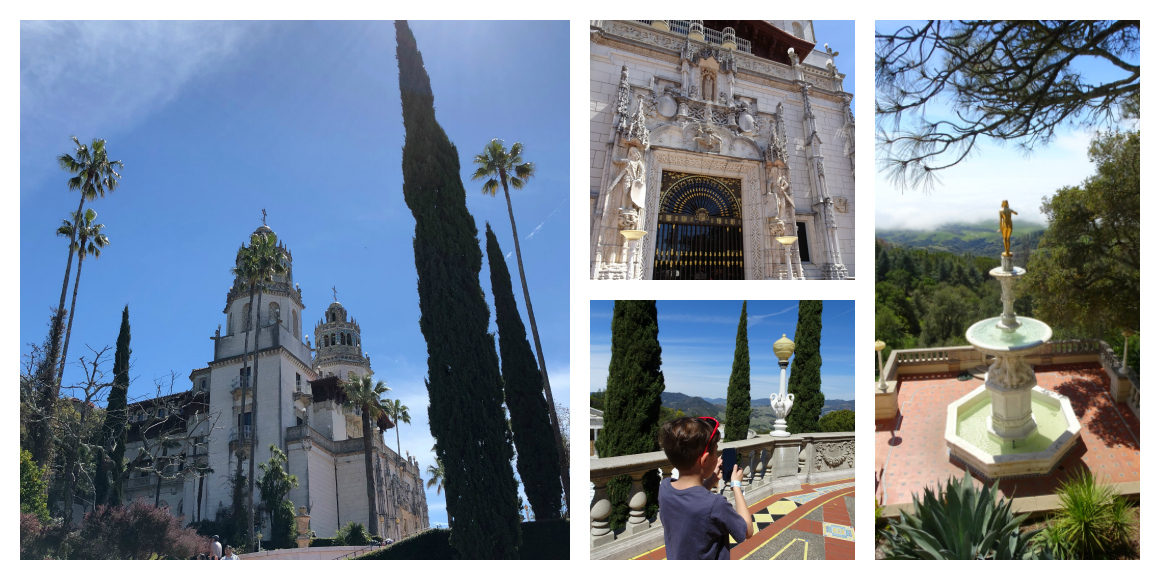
[796,221,811,263]
[269,302,280,325]
[295,373,301,391]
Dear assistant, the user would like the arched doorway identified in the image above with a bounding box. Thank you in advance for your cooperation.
[652,171,744,280]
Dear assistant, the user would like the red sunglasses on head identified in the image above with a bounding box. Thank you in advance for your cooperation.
[698,416,719,456]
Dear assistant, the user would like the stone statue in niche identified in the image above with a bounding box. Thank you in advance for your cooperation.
[701,72,715,103]
[609,145,647,216]
[737,101,754,133]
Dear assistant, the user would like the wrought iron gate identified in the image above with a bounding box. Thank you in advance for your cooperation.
[652,172,744,280]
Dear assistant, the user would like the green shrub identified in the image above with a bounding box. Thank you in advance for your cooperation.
[20,450,50,522]
[335,521,371,546]
[1033,470,1137,559]
[516,519,568,559]
[357,520,568,560]
[819,409,855,432]
[881,475,1040,560]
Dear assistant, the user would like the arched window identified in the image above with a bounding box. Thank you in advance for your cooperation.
[332,333,337,347]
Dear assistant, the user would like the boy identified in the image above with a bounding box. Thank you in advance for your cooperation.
[658,416,754,559]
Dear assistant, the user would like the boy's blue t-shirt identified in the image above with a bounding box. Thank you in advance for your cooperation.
[658,477,748,560]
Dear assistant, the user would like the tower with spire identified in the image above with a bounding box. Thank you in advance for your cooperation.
[122,223,428,541]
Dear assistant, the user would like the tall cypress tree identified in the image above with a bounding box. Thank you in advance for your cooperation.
[485,224,562,520]
[786,300,824,434]
[724,301,751,442]
[596,300,664,530]
[395,20,520,559]
[95,305,130,507]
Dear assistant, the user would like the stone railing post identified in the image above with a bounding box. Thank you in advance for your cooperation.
[590,475,614,547]
[626,472,650,535]
[798,436,816,481]
[751,445,767,486]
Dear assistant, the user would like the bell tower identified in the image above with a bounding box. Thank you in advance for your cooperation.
[313,297,371,381]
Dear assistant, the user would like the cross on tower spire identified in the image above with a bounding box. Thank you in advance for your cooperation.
[332,286,338,303]
[261,208,267,225]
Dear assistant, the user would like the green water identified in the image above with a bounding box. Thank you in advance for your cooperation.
[955,397,1069,455]
[966,317,1052,351]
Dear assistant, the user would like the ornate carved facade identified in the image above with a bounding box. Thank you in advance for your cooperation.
[591,20,854,280]
[122,225,428,541]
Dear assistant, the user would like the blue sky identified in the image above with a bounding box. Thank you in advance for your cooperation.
[813,20,855,110]
[590,301,856,403]
[874,20,1139,230]
[20,20,570,529]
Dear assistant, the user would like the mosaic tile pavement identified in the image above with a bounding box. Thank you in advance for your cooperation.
[875,363,1140,505]
[633,478,854,560]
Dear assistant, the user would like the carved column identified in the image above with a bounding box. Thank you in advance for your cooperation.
[590,475,614,547]
[798,82,847,280]
[625,472,650,534]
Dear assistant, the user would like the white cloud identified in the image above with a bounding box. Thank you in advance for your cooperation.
[875,127,1099,231]
[21,21,267,182]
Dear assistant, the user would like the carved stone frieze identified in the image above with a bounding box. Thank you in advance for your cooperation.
[814,440,854,471]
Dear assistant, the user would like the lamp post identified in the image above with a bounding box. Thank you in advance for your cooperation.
[875,340,886,392]
[770,333,795,437]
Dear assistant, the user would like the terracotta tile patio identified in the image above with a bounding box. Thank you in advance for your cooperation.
[875,363,1140,505]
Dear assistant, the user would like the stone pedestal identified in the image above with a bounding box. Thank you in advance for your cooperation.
[295,506,311,549]
[984,354,1038,440]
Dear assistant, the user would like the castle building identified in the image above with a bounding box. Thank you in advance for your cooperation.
[123,224,428,540]
[590,20,855,280]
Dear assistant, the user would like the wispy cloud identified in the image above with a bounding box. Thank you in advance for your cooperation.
[525,198,565,240]
[21,21,268,182]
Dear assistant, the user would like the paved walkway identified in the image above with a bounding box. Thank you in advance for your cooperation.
[876,363,1140,506]
[632,478,855,560]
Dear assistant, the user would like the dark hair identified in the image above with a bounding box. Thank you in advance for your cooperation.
[658,417,718,471]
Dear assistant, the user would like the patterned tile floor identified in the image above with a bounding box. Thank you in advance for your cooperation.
[633,478,854,560]
[875,363,1140,505]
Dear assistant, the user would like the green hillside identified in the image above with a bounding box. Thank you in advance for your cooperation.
[877,219,1044,257]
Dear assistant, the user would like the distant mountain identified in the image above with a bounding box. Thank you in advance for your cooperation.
[877,219,1044,257]
[660,392,854,430]
[659,392,721,419]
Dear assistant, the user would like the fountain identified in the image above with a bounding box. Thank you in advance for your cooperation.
[944,202,1082,479]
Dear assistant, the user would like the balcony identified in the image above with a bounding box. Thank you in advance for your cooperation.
[634,20,752,54]
[589,431,853,557]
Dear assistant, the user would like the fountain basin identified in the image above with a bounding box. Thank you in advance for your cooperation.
[965,316,1052,355]
[945,385,1082,479]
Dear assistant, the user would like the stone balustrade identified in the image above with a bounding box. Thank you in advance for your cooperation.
[589,431,853,551]
[876,339,1139,420]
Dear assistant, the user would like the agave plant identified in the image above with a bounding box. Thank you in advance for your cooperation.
[881,475,1041,559]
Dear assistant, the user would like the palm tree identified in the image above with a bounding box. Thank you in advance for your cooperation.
[471,138,569,510]
[55,137,122,386]
[55,209,109,382]
[342,373,391,537]
[231,228,287,549]
[426,459,445,496]
[384,399,411,465]
[384,398,410,539]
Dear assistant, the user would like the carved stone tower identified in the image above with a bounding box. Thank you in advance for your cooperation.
[312,300,371,381]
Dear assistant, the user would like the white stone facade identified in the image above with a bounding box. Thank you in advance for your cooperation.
[122,225,428,540]
[591,20,855,280]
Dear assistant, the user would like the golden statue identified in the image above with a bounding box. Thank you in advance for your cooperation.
[999,200,1018,256]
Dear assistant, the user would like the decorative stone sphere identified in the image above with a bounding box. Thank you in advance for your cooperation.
[773,333,795,362]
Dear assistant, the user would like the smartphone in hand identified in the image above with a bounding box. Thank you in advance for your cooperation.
[720,447,737,486]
